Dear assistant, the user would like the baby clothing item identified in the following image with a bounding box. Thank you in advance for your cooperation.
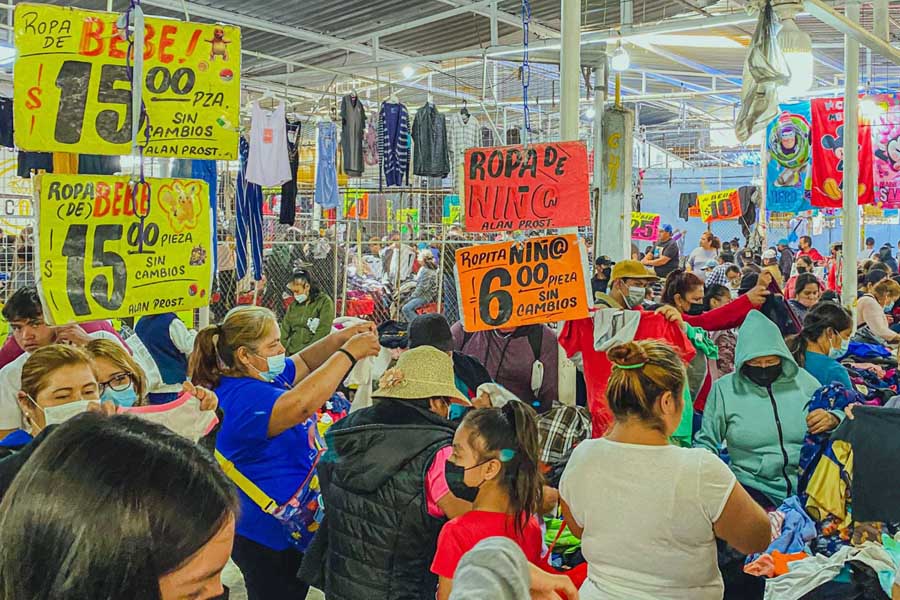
[247,100,292,187]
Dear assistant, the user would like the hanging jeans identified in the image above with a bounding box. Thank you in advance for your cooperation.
[236,165,263,281]
[315,121,339,209]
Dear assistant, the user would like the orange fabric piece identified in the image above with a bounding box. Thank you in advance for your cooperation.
[52,152,79,174]
[772,551,809,576]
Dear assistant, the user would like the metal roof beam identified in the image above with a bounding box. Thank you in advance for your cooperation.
[804,0,900,66]
[264,0,499,68]
[139,0,432,65]
[434,0,559,38]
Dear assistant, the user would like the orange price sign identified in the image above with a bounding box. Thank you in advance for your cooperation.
[698,189,742,223]
[455,234,591,332]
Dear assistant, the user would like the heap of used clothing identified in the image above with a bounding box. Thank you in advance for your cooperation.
[742,405,900,599]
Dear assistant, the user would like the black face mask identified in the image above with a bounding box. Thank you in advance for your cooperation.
[742,363,783,388]
[686,302,704,316]
[796,267,809,274]
[444,460,486,503]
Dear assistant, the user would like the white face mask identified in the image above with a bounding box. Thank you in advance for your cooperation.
[294,293,308,303]
[28,394,92,428]
[625,286,647,308]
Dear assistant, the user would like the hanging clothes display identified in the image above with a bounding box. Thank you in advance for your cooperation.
[78,154,120,175]
[377,100,410,188]
[810,97,874,208]
[235,137,263,281]
[363,119,379,167]
[448,110,481,188]
[52,152,79,174]
[17,152,53,178]
[481,126,495,147]
[411,102,450,178]
[315,120,340,209]
[246,100,292,187]
[506,127,522,145]
[280,121,301,225]
[340,93,366,177]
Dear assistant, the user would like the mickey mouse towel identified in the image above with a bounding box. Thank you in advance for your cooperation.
[869,93,900,209]
[810,97,874,208]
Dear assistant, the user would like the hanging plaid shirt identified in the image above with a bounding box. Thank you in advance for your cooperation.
[447,111,481,186]
[537,405,592,466]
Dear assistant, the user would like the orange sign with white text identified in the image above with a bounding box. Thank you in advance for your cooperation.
[455,234,591,332]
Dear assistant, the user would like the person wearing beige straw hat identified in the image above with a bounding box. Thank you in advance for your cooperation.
[299,346,473,600]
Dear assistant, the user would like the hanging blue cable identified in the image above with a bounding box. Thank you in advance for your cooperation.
[521,0,531,135]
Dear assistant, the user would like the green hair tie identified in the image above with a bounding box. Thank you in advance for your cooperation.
[615,363,645,370]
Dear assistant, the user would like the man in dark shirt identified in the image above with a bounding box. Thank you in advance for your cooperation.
[776,238,795,280]
[641,224,680,279]
[591,255,613,302]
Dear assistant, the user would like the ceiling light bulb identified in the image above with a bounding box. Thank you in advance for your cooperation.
[777,18,813,97]
[401,65,415,79]
[585,107,596,119]
[610,43,630,72]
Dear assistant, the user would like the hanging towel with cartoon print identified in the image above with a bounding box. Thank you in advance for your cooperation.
[810,97,874,208]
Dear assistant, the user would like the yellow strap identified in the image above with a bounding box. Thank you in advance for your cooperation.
[214,450,278,515]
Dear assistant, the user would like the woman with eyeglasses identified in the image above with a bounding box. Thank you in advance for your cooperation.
[86,338,149,407]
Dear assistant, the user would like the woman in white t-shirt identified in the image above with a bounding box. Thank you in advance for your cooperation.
[687,232,720,282]
[559,340,770,600]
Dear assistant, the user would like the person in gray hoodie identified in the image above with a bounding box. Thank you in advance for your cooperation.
[450,322,559,414]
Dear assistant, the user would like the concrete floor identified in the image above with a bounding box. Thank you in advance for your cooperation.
[222,559,325,600]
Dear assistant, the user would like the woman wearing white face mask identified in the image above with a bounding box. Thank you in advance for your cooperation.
[281,268,335,355]
[0,345,107,451]
[190,305,380,600]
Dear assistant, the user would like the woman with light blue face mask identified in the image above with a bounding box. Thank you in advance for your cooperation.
[1,345,109,451]
[787,301,855,390]
[86,338,147,408]
[189,305,381,600]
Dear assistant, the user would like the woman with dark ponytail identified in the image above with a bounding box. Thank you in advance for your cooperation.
[786,302,853,388]
[431,401,544,600]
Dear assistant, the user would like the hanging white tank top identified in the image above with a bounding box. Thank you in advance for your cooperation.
[246,100,292,187]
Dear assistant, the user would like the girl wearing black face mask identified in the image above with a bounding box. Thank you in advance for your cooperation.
[433,402,543,600]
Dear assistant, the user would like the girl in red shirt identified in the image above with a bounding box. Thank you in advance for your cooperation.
[431,401,544,600]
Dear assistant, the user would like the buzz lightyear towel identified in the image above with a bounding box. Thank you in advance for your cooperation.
[766,101,813,213]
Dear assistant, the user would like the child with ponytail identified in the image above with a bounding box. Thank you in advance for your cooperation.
[431,401,544,600]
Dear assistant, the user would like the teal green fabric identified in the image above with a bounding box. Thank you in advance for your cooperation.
[695,310,823,504]
[670,386,694,448]
[281,294,335,355]
[686,324,719,360]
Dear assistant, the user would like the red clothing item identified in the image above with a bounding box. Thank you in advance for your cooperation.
[0,320,129,369]
[559,309,696,438]
[682,294,756,332]
[797,248,825,263]
[431,511,543,579]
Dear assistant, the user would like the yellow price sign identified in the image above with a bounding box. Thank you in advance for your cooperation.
[697,189,741,223]
[14,3,240,159]
[36,174,213,324]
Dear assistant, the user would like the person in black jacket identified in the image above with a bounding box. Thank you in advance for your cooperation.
[299,346,473,600]
[408,313,492,402]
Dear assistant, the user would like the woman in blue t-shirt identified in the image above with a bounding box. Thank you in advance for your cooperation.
[190,305,380,600]
[787,301,854,389]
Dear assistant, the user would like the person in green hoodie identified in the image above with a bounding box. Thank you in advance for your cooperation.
[281,268,335,356]
[695,310,843,507]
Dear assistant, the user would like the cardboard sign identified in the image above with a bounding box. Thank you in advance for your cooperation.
[455,234,591,332]
[396,208,419,236]
[14,3,240,159]
[687,204,701,219]
[630,212,660,241]
[443,194,461,225]
[36,174,213,324]
[464,142,590,231]
[698,189,742,222]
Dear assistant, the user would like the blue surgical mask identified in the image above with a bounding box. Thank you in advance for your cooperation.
[829,334,850,360]
[294,293,308,303]
[101,385,138,407]
[884,302,895,313]
[256,352,287,382]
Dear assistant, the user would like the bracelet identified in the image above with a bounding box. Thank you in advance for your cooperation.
[337,348,357,369]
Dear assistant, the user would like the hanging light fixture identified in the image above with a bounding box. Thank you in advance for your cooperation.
[777,17,813,97]
[401,65,416,79]
[610,41,630,72]
[585,107,596,119]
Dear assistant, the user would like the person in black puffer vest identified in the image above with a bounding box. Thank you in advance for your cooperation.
[299,346,474,599]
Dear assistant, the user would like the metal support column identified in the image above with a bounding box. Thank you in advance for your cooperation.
[559,0,581,236]
[559,0,581,143]
[873,0,889,42]
[592,59,606,260]
[842,0,860,307]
